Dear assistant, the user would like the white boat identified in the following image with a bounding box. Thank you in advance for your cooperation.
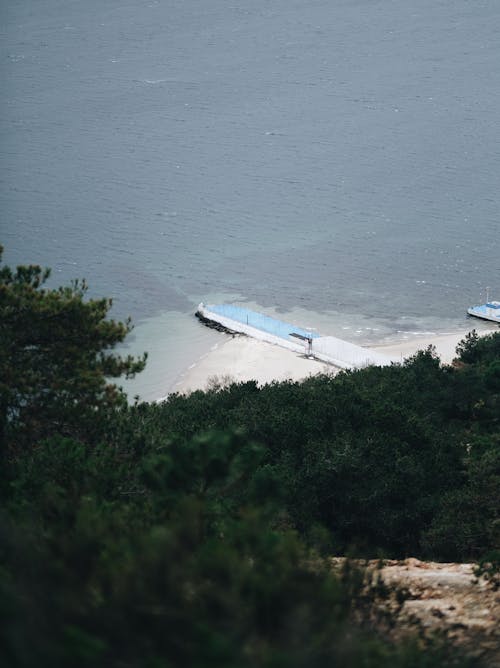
[467,300,500,324]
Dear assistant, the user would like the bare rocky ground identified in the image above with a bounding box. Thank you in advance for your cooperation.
[334,558,500,666]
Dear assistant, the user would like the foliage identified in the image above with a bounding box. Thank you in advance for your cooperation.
[1,432,476,668]
[474,550,500,589]
[456,329,500,366]
[116,339,498,561]
[1,254,499,666]
[0,247,146,451]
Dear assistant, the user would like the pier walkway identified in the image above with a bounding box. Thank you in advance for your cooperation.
[197,303,394,370]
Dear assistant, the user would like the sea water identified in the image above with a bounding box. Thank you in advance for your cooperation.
[2,0,499,400]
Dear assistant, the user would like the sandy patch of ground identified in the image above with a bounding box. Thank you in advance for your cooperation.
[173,335,330,394]
[172,328,497,395]
[372,331,496,365]
[349,558,500,666]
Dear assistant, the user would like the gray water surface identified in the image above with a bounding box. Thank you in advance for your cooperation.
[2,0,499,398]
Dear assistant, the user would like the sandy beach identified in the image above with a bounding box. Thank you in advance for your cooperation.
[172,328,497,396]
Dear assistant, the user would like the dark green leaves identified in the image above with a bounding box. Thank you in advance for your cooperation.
[0,247,146,451]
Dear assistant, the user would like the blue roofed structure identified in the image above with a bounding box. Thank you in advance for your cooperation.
[196,303,395,370]
[207,303,320,342]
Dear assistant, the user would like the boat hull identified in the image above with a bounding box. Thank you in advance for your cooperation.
[467,303,500,324]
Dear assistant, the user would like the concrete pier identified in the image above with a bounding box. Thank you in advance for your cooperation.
[196,303,394,370]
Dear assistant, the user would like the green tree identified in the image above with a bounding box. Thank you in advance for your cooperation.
[2,430,474,668]
[0,247,146,453]
[456,329,500,366]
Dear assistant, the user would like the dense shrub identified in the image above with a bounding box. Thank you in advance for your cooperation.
[1,254,498,666]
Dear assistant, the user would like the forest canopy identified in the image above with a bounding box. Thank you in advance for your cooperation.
[1,252,498,667]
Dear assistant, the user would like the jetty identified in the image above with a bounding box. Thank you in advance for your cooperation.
[196,303,393,370]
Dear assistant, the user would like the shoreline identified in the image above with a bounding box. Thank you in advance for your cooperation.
[170,327,497,397]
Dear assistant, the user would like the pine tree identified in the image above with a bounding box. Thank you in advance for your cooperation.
[0,246,146,453]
